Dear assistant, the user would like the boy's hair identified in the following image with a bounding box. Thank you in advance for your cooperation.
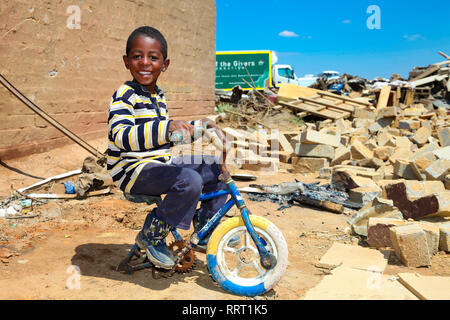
[126,26,168,60]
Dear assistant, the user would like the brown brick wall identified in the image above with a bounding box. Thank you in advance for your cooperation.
[0,0,216,160]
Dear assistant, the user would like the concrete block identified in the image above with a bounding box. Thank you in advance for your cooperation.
[377,106,400,119]
[403,180,445,198]
[268,132,294,153]
[349,187,382,207]
[315,243,389,272]
[390,224,431,267]
[437,127,450,147]
[300,129,341,147]
[398,120,421,130]
[367,217,408,248]
[439,222,450,252]
[418,222,440,255]
[350,139,374,160]
[433,146,450,160]
[398,273,450,300]
[348,197,404,236]
[424,159,450,180]
[303,266,418,300]
[294,143,335,160]
[353,108,377,119]
[332,169,381,191]
[368,122,382,134]
[395,136,413,149]
[330,145,351,166]
[356,158,384,169]
[374,146,395,161]
[394,160,424,180]
[291,156,329,173]
[411,126,432,146]
[390,148,414,164]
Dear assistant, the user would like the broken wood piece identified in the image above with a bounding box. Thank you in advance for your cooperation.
[293,195,344,214]
[376,86,391,109]
[17,169,82,193]
[410,65,440,82]
[438,50,450,60]
[410,74,448,87]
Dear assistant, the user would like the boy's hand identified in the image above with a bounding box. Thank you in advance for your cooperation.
[169,120,194,142]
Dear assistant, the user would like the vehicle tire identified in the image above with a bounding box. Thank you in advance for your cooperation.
[206,215,288,297]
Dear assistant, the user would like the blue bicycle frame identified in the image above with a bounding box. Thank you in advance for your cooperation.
[189,175,273,265]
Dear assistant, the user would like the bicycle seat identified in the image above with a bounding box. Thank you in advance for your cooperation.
[123,193,162,206]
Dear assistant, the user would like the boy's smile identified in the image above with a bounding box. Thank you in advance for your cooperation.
[123,35,170,93]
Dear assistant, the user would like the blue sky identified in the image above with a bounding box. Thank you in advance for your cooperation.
[216,0,450,80]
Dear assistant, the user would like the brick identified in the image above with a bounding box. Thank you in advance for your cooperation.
[291,156,329,173]
[385,182,440,220]
[390,224,431,267]
[367,218,408,248]
[300,129,340,147]
[294,143,335,159]
[350,139,374,160]
[439,222,450,252]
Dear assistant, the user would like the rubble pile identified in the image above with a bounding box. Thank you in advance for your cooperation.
[214,52,449,267]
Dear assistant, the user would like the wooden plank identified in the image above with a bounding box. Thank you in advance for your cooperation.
[376,86,391,109]
[279,101,342,120]
[296,96,355,113]
[404,89,415,106]
[410,65,440,82]
[410,74,448,87]
[317,91,371,106]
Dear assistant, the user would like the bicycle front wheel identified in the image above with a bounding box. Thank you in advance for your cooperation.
[206,215,288,297]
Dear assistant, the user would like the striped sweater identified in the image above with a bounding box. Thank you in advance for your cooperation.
[107,81,199,193]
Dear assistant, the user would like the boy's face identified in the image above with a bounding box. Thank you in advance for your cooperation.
[123,35,170,91]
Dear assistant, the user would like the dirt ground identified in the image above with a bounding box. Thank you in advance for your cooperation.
[0,118,449,300]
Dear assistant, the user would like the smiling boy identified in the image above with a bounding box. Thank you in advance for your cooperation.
[107,26,230,269]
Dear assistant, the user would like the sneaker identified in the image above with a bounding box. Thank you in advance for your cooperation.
[135,230,175,269]
[135,210,175,269]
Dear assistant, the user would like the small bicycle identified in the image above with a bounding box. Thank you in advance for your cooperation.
[117,128,288,297]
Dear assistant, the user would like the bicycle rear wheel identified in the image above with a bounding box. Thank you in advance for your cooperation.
[206,215,288,297]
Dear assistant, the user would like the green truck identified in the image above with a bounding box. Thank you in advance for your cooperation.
[215,50,300,91]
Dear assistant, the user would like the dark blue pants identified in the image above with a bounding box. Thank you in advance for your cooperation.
[130,155,228,230]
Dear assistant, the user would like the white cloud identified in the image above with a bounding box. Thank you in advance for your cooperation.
[342,20,351,24]
[279,30,299,38]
